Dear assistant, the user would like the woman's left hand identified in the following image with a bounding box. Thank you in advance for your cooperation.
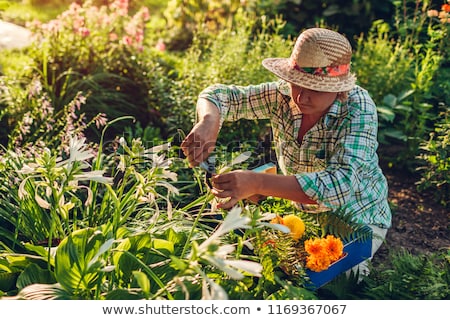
[210,170,260,209]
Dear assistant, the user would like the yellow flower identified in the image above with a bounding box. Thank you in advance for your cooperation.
[271,214,305,241]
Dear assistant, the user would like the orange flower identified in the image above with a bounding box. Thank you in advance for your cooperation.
[304,235,345,272]
[270,215,283,224]
[442,3,450,12]
[306,255,332,272]
[427,9,439,17]
[304,238,323,255]
[324,235,344,261]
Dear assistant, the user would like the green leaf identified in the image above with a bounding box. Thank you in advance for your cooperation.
[393,104,413,112]
[0,271,19,292]
[382,94,397,108]
[151,238,174,255]
[113,234,153,281]
[169,255,188,271]
[16,263,55,290]
[383,129,408,141]
[14,283,72,300]
[397,89,414,101]
[133,270,151,295]
[377,106,396,122]
[104,289,144,300]
[55,228,107,294]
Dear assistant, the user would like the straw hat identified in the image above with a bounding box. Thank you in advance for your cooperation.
[262,28,356,92]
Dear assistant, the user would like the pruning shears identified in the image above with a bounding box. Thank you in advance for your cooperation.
[199,155,216,189]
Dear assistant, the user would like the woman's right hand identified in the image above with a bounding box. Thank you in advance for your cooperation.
[181,98,221,167]
[181,119,218,167]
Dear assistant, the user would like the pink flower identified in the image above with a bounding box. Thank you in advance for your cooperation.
[111,0,129,16]
[427,9,439,17]
[155,40,166,52]
[94,113,108,129]
[78,27,90,37]
[109,33,118,41]
[135,32,144,44]
[122,35,133,46]
[137,7,150,22]
[43,20,61,33]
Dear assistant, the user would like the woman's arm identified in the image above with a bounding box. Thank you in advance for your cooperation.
[182,82,280,167]
[211,170,317,210]
[181,98,221,167]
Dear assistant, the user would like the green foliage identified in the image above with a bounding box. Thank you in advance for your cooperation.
[316,210,373,243]
[353,1,449,168]
[0,78,105,150]
[15,1,172,139]
[55,228,113,298]
[258,0,395,42]
[375,90,414,144]
[315,249,450,300]
[353,21,415,104]
[416,109,450,208]
[168,11,291,144]
[362,249,450,299]
[0,0,64,24]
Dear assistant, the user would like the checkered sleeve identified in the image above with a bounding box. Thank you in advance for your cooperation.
[198,82,280,125]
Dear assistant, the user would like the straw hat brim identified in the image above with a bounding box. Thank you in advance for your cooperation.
[262,57,356,93]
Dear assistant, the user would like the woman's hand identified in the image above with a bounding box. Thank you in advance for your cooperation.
[211,171,317,209]
[181,121,217,167]
[181,98,221,167]
[210,170,260,209]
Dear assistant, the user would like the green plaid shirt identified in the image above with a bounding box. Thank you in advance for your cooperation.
[199,80,391,228]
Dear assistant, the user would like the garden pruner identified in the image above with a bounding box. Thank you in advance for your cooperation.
[199,155,216,189]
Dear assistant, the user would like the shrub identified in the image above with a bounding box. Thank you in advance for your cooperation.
[21,0,169,139]
[416,109,449,208]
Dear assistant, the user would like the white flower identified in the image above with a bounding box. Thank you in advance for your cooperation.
[17,163,38,175]
[68,136,94,163]
[202,277,228,300]
[259,222,290,234]
[74,170,113,184]
[195,206,262,281]
[199,206,251,251]
[224,260,262,277]
[257,212,290,233]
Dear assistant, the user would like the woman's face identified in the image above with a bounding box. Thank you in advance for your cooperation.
[289,83,338,116]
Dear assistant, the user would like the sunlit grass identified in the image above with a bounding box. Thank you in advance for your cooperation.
[0,50,33,76]
[0,1,65,24]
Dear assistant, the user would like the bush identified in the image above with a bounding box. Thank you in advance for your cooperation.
[416,109,449,208]
[0,0,179,143]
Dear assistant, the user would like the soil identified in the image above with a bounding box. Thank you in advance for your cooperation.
[371,161,449,267]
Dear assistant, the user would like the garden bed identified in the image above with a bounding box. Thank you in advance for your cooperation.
[372,161,449,267]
